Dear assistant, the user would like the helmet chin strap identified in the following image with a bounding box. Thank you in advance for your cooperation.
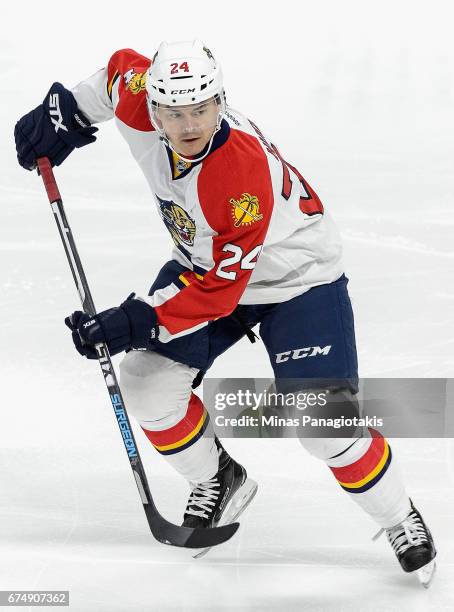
[162,112,224,164]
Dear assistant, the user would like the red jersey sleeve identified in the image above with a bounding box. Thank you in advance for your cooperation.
[154,130,274,335]
[107,48,153,131]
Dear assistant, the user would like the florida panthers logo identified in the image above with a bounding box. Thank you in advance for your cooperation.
[157,197,196,247]
[124,69,147,94]
[230,193,263,227]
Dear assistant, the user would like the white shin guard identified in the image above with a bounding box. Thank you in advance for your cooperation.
[119,350,218,483]
[300,433,411,528]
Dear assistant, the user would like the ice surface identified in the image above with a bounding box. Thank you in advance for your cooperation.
[1,1,453,610]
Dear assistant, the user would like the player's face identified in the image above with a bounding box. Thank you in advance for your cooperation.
[157,99,220,157]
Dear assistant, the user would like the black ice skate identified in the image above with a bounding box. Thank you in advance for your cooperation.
[375,500,437,588]
[182,439,258,558]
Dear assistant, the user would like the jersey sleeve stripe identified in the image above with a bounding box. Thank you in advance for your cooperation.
[107,70,119,101]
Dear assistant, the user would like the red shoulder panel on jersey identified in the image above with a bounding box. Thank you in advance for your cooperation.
[154,129,274,335]
[107,48,154,132]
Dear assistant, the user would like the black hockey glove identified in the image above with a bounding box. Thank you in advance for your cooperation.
[14,82,98,170]
[64,295,159,359]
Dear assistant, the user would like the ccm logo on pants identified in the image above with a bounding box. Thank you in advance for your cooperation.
[275,345,332,363]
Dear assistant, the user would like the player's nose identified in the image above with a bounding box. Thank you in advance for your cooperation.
[180,116,201,134]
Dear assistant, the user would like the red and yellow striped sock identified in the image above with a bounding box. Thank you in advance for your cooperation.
[141,393,218,482]
[327,430,411,528]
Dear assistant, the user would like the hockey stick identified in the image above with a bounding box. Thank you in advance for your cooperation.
[36,157,239,549]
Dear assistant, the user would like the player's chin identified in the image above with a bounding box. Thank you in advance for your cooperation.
[178,137,205,156]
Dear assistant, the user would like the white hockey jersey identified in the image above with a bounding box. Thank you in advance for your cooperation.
[72,49,343,339]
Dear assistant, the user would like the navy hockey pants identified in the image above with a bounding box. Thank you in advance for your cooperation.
[148,260,358,393]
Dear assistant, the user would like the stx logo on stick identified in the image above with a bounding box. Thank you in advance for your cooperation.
[97,347,115,388]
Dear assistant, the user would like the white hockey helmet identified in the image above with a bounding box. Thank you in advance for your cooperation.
[146,40,226,162]
[146,40,224,107]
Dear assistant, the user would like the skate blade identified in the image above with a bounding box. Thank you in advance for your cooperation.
[193,478,258,559]
[416,559,436,588]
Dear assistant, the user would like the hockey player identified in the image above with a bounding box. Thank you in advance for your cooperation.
[15,41,436,582]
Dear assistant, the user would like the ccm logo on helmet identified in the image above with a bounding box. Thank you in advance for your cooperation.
[275,345,332,363]
[171,89,196,95]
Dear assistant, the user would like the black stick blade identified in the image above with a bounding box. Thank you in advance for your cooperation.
[145,505,239,548]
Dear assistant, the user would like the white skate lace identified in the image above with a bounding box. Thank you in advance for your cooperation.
[185,478,220,519]
[372,510,428,555]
